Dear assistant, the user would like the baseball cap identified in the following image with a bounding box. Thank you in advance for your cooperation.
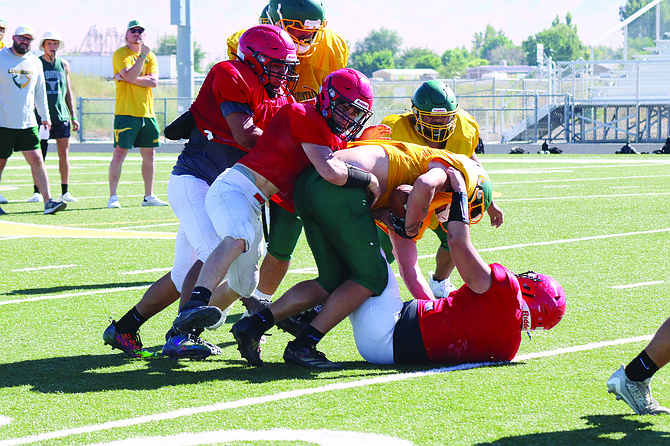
[127,19,146,31]
[40,30,65,51]
[14,25,36,40]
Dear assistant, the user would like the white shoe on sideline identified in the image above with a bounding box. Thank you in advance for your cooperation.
[27,192,43,203]
[59,192,78,202]
[107,195,121,208]
[142,194,168,206]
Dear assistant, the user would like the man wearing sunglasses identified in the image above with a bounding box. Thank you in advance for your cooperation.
[107,19,167,209]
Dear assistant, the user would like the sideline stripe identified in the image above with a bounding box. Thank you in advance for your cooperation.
[0,335,652,446]
[0,221,175,239]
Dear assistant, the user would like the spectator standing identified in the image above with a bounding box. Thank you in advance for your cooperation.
[0,25,66,215]
[108,19,167,209]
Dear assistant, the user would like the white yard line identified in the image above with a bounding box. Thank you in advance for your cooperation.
[0,286,150,306]
[0,335,653,446]
[11,265,76,272]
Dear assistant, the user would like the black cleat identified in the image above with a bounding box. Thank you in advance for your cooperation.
[103,320,156,358]
[283,341,343,370]
[230,317,265,366]
[172,303,223,333]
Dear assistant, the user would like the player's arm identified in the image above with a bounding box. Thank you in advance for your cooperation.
[444,167,492,293]
[388,230,435,300]
[403,161,449,237]
[302,142,381,204]
[116,45,158,87]
[225,112,262,150]
[62,59,79,131]
[471,151,504,227]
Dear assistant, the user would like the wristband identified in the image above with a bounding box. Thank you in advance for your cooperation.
[447,191,470,224]
[390,211,414,239]
[343,164,371,188]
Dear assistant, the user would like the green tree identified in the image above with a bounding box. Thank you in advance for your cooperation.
[522,13,586,65]
[619,0,670,39]
[397,47,441,69]
[440,47,470,77]
[348,28,403,76]
[155,35,207,73]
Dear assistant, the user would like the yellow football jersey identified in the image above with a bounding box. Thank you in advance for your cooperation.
[112,46,158,118]
[381,108,480,158]
[227,27,348,103]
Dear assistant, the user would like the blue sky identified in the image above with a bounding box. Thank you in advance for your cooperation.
[1,0,628,64]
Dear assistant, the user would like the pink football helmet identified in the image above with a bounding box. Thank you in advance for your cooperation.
[317,68,373,141]
[517,271,566,331]
[237,24,299,95]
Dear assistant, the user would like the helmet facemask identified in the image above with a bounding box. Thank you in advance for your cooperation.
[516,271,567,331]
[268,0,327,57]
[412,106,459,143]
[324,92,372,141]
[249,49,299,96]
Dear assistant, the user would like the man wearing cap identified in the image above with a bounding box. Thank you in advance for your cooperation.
[108,19,167,209]
[30,31,79,204]
[0,25,66,215]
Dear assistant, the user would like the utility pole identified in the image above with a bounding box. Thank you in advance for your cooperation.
[171,0,193,114]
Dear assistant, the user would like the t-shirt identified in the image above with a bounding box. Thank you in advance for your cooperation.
[239,102,346,212]
[381,108,480,158]
[417,263,523,363]
[227,27,348,103]
[0,47,49,129]
[112,46,158,117]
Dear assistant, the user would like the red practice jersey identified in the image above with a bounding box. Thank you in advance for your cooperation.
[190,60,293,150]
[239,102,347,212]
[417,263,523,363]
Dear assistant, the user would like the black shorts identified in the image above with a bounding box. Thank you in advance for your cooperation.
[48,120,71,140]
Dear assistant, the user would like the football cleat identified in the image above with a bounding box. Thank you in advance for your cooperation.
[230,317,265,366]
[276,307,321,337]
[283,341,343,370]
[172,302,224,333]
[162,331,220,360]
[142,195,169,206]
[607,365,670,415]
[103,321,156,358]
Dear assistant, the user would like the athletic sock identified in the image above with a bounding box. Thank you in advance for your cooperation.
[188,286,212,305]
[254,289,273,301]
[115,306,147,334]
[33,185,39,194]
[248,308,275,333]
[61,184,68,195]
[625,350,660,381]
[292,324,325,349]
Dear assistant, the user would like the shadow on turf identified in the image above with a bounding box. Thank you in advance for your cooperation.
[5,281,155,296]
[0,342,423,394]
[476,415,670,445]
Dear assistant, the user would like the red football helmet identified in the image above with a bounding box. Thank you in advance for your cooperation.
[317,68,373,141]
[517,271,566,331]
[237,24,299,95]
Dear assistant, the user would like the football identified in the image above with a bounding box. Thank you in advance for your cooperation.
[390,184,412,219]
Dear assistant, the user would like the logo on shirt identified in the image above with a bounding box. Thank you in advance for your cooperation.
[8,68,32,89]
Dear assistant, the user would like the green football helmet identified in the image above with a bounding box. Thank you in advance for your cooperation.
[259,5,270,24]
[267,0,327,57]
[411,80,459,143]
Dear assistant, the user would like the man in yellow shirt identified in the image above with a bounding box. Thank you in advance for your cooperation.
[381,80,504,297]
[227,0,348,305]
[108,19,167,209]
[0,16,6,49]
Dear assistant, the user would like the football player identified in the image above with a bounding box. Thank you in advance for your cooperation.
[227,0,349,308]
[102,25,299,359]
[382,80,504,297]
[168,69,381,369]
[230,139,497,369]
